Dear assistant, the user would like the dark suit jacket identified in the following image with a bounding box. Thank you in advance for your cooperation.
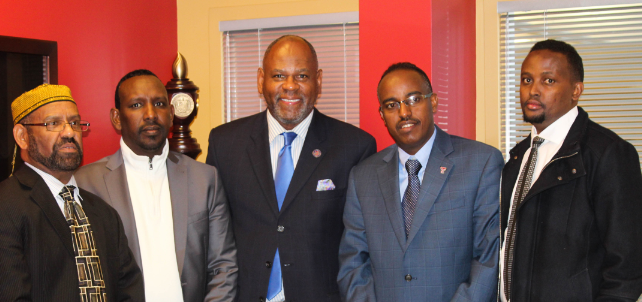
[0,165,144,302]
[338,126,503,301]
[501,107,642,301]
[75,149,238,302]
[206,109,376,301]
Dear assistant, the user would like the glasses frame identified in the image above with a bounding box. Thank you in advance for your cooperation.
[380,92,434,113]
[22,120,90,132]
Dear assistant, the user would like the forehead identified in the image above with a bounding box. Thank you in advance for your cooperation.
[264,38,316,70]
[30,101,79,120]
[378,69,427,98]
[119,75,167,99]
[522,49,571,75]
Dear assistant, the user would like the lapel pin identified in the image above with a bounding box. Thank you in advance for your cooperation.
[440,167,447,174]
[312,149,322,158]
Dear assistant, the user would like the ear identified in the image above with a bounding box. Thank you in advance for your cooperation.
[316,69,323,98]
[257,67,265,95]
[430,93,439,113]
[571,82,584,103]
[379,108,387,126]
[13,124,28,150]
[110,108,122,131]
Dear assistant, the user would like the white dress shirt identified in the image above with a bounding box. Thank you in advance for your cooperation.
[500,106,578,302]
[397,127,436,202]
[265,110,313,302]
[121,138,184,302]
[25,162,82,214]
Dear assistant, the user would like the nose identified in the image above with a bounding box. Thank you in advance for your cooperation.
[399,101,412,119]
[60,122,75,138]
[283,76,299,92]
[143,103,158,120]
[528,81,541,97]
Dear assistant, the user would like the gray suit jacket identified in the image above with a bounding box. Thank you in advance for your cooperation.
[75,149,237,302]
[338,127,503,302]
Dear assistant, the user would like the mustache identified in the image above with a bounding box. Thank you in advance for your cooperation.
[277,94,304,100]
[54,137,81,151]
[138,121,163,134]
[396,117,420,129]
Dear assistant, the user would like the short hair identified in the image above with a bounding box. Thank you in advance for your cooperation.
[114,69,159,109]
[263,35,318,67]
[378,62,433,93]
[530,39,584,82]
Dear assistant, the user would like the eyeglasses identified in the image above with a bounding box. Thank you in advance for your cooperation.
[380,93,433,112]
[22,120,90,132]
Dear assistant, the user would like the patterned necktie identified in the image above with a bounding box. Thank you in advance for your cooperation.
[268,132,297,300]
[59,185,107,302]
[402,159,422,237]
[503,136,544,300]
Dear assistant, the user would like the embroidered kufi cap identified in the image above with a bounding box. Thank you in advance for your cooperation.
[11,84,75,125]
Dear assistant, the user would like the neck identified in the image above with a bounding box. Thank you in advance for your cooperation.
[24,158,74,183]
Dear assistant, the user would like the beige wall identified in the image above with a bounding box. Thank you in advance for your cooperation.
[476,0,515,150]
[177,0,358,162]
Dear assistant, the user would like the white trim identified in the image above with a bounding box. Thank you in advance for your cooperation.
[219,12,358,32]
[498,0,642,13]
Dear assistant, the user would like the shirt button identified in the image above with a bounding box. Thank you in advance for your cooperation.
[405,274,412,282]
[265,261,272,268]
[277,225,285,232]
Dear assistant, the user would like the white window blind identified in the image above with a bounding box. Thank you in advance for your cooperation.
[500,3,642,166]
[223,22,360,126]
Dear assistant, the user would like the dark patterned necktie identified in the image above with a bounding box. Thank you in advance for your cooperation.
[503,136,544,300]
[402,159,422,238]
[59,185,107,302]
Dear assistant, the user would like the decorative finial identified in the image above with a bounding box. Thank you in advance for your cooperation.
[172,52,188,79]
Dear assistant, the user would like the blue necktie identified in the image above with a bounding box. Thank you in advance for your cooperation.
[267,132,297,300]
[402,159,421,237]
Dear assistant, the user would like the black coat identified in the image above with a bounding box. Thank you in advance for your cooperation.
[206,109,376,302]
[501,106,642,301]
[0,165,144,302]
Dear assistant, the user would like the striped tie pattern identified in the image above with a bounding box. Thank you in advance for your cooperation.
[402,159,422,237]
[503,136,544,300]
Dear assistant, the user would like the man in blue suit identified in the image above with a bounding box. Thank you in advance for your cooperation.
[338,62,503,301]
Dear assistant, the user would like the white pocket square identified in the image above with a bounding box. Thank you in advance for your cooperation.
[316,179,336,191]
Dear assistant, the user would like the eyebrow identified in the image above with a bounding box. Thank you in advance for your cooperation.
[43,114,81,121]
[272,68,310,73]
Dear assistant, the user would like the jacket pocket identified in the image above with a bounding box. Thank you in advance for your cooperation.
[188,210,208,224]
[569,269,593,301]
[311,188,347,200]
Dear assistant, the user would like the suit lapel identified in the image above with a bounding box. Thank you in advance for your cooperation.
[377,147,407,251]
[248,112,280,216]
[104,150,143,269]
[406,128,454,247]
[15,166,74,256]
[167,152,188,276]
[280,110,327,213]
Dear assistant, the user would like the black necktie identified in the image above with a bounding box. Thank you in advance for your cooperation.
[402,159,422,237]
[59,185,107,302]
[503,136,544,300]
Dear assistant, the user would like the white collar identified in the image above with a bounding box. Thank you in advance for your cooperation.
[120,137,169,172]
[530,106,578,145]
[267,109,314,144]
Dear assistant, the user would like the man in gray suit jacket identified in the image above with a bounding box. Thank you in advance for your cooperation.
[338,62,503,301]
[76,70,237,302]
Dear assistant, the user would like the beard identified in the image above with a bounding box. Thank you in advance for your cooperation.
[523,112,545,124]
[28,131,83,172]
[137,121,168,151]
[267,95,315,127]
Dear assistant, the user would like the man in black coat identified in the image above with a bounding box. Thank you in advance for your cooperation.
[0,84,144,302]
[500,39,642,301]
[206,35,376,302]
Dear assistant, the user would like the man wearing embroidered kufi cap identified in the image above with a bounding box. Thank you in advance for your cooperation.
[0,84,144,302]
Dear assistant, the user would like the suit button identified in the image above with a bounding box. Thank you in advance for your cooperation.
[405,274,412,282]
[259,297,265,302]
[265,261,272,268]
[558,176,563,181]
[572,168,577,174]
[277,225,285,232]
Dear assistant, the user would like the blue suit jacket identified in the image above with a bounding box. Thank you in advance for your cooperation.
[338,127,503,302]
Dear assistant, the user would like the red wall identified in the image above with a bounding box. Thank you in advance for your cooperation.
[359,0,433,150]
[1,0,177,164]
[360,0,476,150]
